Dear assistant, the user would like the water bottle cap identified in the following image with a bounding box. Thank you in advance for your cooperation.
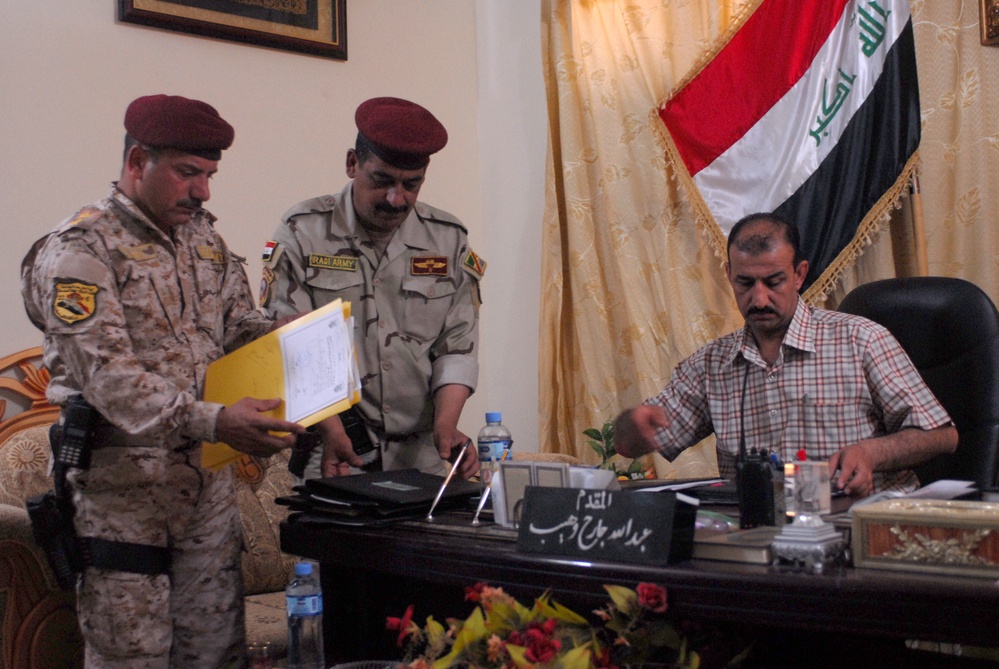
[485,412,502,423]
[294,562,313,576]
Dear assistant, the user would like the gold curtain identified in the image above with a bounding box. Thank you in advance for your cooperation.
[538,0,999,476]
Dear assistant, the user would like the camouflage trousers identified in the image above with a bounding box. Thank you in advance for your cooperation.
[68,445,245,669]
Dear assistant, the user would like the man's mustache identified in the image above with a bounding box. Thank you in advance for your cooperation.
[178,198,202,210]
[747,306,777,316]
[375,203,407,215]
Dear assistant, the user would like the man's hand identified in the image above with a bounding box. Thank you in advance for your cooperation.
[269,312,309,332]
[828,441,876,497]
[432,384,477,479]
[614,405,669,458]
[435,425,479,479]
[829,426,958,498]
[215,397,305,457]
[316,415,365,477]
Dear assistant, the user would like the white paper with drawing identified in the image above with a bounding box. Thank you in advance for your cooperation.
[279,307,358,423]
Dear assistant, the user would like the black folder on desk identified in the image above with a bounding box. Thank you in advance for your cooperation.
[304,468,480,508]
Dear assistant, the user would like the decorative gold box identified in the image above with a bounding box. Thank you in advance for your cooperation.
[851,498,999,578]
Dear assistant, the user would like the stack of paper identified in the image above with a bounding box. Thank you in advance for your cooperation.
[201,299,361,469]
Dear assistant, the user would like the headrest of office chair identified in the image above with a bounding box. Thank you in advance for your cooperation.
[838,276,999,369]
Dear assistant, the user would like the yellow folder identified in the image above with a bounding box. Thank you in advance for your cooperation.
[201,299,360,470]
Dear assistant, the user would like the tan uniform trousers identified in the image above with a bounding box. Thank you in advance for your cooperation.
[68,444,244,669]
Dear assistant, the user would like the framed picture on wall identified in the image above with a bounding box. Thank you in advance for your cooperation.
[118,0,347,60]
[982,0,999,46]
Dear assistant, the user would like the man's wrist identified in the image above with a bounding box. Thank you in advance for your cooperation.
[190,401,225,443]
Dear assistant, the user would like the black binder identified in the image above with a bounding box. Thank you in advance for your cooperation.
[304,469,480,508]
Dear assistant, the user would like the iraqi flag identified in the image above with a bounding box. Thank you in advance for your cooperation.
[656,0,920,298]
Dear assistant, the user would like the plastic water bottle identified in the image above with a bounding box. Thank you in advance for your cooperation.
[477,412,513,491]
[286,562,325,669]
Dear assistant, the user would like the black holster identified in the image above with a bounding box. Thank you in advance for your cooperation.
[26,397,170,588]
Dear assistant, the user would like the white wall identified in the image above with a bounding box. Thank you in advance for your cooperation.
[0,1,546,450]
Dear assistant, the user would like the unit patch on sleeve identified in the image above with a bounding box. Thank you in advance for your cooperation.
[259,267,275,307]
[462,250,486,280]
[309,254,358,271]
[54,282,98,325]
[411,256,449,276]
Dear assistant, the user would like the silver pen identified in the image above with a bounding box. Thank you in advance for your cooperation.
[425,438,471,521]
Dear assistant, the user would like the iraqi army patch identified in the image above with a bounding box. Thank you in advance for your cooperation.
[260,267,275,307]
[309,254,358,271]
[54,282,98,325]
[411,256,448,276]
[262,240,278,262]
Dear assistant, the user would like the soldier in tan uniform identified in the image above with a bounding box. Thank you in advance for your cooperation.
[21,95,305,668]
[261,97,483,480]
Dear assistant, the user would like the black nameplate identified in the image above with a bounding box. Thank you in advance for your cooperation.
[515,487,696,566]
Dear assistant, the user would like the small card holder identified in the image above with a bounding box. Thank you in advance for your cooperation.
[493,461,570,528]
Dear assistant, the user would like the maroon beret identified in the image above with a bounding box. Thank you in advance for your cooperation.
[355,97,447,169]
[124,94,234,160]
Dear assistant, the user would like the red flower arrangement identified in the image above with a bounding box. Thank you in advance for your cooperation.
[385,582,704,669]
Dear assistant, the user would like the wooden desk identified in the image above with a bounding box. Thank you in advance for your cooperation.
[281,512,999,667]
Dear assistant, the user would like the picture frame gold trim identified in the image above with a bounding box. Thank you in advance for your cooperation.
[981,0,999,46]
[118,0,346,61]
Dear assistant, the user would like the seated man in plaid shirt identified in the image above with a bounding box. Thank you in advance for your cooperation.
[614,212,956,498]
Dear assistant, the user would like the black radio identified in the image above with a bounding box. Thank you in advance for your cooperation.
[736,448,785,528]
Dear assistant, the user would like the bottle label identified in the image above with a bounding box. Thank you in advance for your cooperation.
[287,593,323,616]
[477,438,512,462]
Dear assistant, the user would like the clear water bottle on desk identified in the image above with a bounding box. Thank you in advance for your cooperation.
[477,412,513,492]
[286,562,325,669]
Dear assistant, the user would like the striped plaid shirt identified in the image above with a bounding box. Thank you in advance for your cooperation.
[645,300,952,493]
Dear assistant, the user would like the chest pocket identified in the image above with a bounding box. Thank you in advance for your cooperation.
[401,275,457,343]
[304,267,366,308]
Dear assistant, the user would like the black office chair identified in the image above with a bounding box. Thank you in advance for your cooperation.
[838,276,999,489]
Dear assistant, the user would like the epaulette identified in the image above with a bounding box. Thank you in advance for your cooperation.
[280,194,338,223]
[59,206,105,232]
[415,202,468,234]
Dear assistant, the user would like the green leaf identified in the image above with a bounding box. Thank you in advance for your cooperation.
[588,442,608,461]
[583,428,604,442]
[627,459,645,474]
[558,644,593,669]
[603,584,638,616]
[537,595,589,626]
[505,644,531,668]
[601,420,615,444]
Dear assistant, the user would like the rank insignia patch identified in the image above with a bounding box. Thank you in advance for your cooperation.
[462,250,486,279]
[197,245,225,265]
[54,282,98,325]
[411,256,448,276]
[118,243,157,261]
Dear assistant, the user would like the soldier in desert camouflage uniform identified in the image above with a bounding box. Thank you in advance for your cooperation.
[21,95,305,669]
[261,97,483,480]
